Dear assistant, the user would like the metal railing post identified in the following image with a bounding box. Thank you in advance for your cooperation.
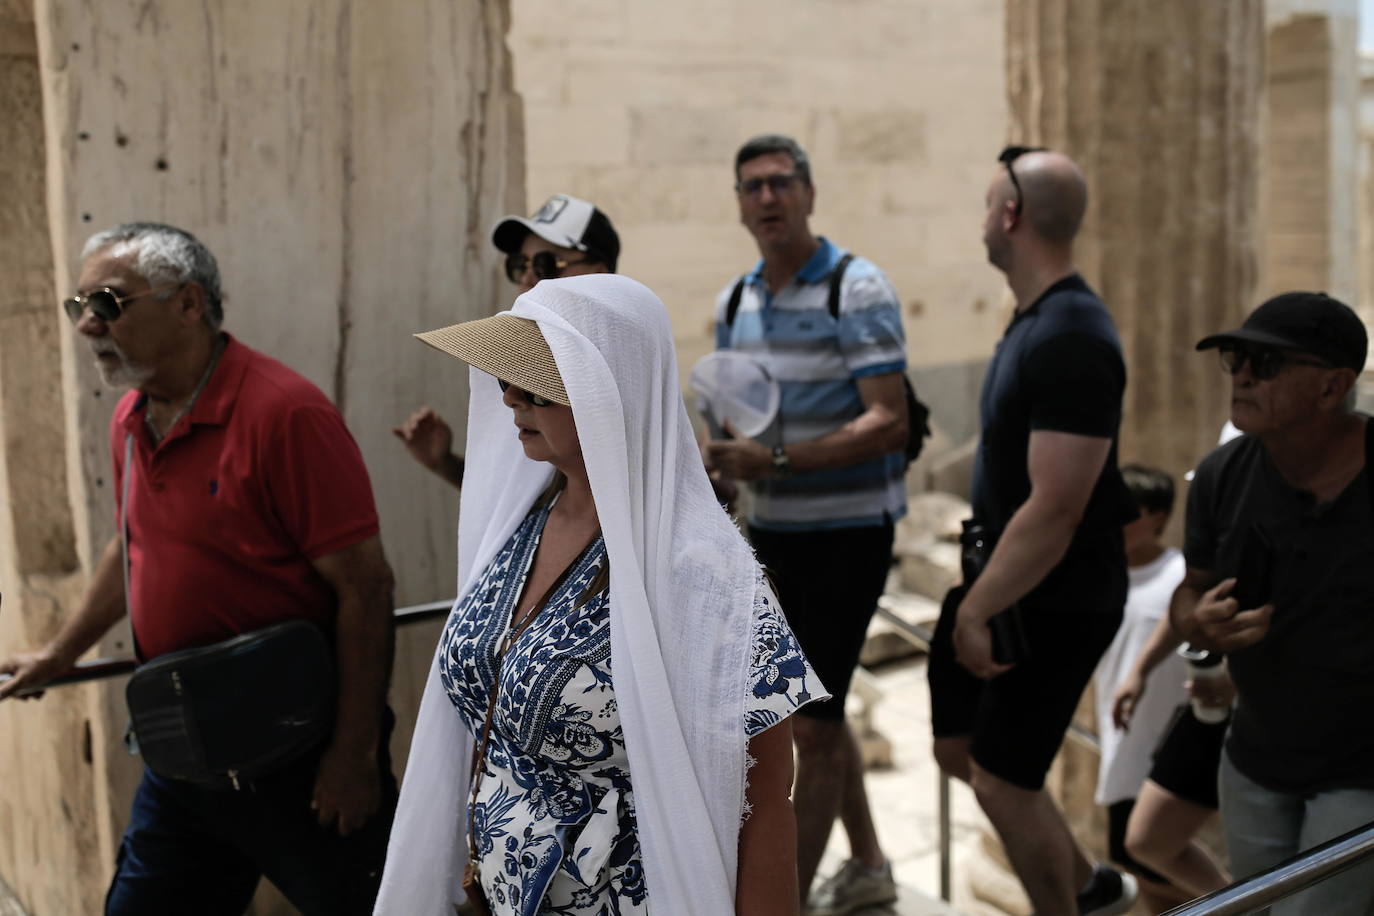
[938,770,952,902]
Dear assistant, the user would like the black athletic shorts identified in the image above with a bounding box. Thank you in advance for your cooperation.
[1147,704,1227,810]
[928,581,1124,791]
[748,522,894,721]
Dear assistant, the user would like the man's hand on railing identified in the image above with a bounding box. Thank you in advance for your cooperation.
[0,648,74,701]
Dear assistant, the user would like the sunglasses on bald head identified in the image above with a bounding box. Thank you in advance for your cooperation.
[1217,343,1333,381]
[497,378,557,407]
[998,145,1048,217]
[504,251,597,285]
[62,283,181,324]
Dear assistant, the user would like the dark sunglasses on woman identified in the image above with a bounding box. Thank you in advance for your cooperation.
[504,251,597,285]
[62,284,180,324]
[1217,343,1333,381]
[497,378,557,407]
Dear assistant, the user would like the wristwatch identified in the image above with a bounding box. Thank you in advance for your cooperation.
[771,445,791,478]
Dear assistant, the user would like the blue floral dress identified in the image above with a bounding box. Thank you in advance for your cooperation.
[438,500,823,915]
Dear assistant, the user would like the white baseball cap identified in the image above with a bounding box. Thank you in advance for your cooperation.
[491,194,620,271]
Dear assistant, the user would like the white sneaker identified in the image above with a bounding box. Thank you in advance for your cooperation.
[806,858,898,916]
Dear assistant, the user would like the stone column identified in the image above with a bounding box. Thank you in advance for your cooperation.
[0,2,522,913]
[984,3,1263,911]
[1261,0,1360,306]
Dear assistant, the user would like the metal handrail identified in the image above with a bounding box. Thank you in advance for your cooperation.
[1162,820,1374,915]
[0,598,455,695]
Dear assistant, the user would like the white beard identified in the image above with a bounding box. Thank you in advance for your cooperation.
[91,342,155,389]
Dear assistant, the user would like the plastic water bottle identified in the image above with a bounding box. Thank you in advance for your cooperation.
[1177,645,1230,724]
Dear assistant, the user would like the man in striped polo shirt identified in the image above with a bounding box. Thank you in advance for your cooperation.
[704,134,909,915]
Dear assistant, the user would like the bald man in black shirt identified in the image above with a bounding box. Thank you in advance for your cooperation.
[928,148,1138,916]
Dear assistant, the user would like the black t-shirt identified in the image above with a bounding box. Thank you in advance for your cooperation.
[1185,425,1374,793]
[971,274,1135,609]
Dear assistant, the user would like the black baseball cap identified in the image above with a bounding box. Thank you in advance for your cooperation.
[1196,291,1367,373]
[491,194,620,272]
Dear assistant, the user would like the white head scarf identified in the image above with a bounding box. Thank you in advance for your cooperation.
[375,275,762,915]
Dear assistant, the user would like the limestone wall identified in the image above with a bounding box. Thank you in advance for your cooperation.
[0,1,521,912]
[508,0,1009,448]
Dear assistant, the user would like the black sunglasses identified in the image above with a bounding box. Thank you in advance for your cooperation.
[998,145,1048,217]
[62,283,180,324]
[735,172,801,197]
[1218,344,1333,381]
[496,378,557,407]
[505,251,597,285]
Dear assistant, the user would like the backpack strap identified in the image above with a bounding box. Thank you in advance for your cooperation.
[724,277,746,329]
[827,252,856,320]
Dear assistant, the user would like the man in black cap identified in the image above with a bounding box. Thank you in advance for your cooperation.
[1173,291,1374,914]
[393,194,620,489]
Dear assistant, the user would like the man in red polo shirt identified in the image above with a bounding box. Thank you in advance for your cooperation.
[0,222,397,915]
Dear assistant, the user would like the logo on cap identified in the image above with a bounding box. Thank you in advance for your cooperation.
[533,195,570,225]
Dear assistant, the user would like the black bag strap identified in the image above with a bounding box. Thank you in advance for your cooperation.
[827,252,855,320]
[724,277,746,329]
[724,250,855,328]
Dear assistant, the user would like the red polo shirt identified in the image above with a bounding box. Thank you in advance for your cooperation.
[111,335,380,660]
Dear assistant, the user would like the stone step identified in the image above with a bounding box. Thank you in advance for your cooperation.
[843,882,965,915]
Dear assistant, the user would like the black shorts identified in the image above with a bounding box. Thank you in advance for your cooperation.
[1147,704,1227,810]
[749,522,894,721]
[928,581,1124,791]
[1107,799,1168,885]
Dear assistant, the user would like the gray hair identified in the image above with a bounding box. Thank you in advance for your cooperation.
[734,134,813,186]
[81,222,223,329]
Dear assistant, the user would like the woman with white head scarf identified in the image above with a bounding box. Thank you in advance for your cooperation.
[375,275,826,915]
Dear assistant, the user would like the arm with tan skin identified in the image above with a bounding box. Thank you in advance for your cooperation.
[309,534,396,836]
[392,406,465,490]
[736,719,800,916]
[1168,566,1273,654]
[705,373,907,482]
[0,535,125,700]
[954,430,1112,679]
[1111,609,1186,730]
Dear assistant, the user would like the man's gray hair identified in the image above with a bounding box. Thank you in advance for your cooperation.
[734,134,813,186]
[82,222,223,329]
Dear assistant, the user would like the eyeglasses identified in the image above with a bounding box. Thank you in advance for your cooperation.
[735,173,801,197]
[1217,344,1333,381]
[62,283,180,324]
[497,378,557,407]
[504,251,596,285]
[998,146,1048,217]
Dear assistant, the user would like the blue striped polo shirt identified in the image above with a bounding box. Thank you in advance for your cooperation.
[713,237,908,531]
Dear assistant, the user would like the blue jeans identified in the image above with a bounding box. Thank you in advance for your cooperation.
[105,729,397,916]
[1219,749,1374,916]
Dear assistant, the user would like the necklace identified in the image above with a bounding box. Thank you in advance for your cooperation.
[145,334,227,445]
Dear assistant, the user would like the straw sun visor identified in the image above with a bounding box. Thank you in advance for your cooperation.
[415,313,570,406]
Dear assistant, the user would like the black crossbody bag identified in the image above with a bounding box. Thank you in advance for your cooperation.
[120,433,335,790]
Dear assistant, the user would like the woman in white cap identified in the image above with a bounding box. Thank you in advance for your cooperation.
[393,195,620,490]
[375,275,823,915]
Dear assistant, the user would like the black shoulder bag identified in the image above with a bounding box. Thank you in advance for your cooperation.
[120,433,335,789]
